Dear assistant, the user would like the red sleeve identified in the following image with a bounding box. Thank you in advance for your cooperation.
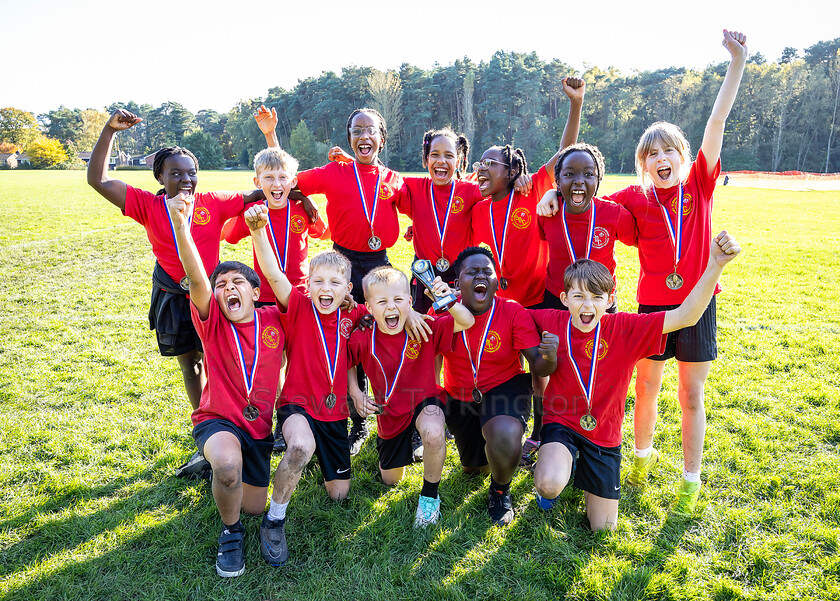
[614,203,638,247]
[348,304,370,328]
[308,215,329,239]
[432,315,456,355]
[295,165,330,197]
[509,301,541,350]
[537,215,547,241]
[603,186,631,207]
[691,149,720,204]
[122,185,157,224]
[530,166,553,201]
[222,210,251,244]
[347,329,367,367]
[618,311,668,359]
[394,178,413,217]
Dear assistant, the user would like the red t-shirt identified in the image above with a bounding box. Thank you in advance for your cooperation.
[442,297,541,401]
[278,287,368,421]
[532,309,667,447]
[296,161,404,252]
[223,202,328,301]
[605,150,721,305]
[190,299,286,440]
[538,197,638,297]
[123,185,244,280]
[398,177,484,266]
[471,166,554,307]
[348,318,455,439]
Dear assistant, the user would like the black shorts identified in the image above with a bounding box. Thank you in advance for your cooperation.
[534,288,618,313]
[541,422,621,500]
[277,404,351,481]
[410,255,457,314]
[639,296,717,362]
[149,263,202,357]
[377,397,445,471]
[444,373,532,469]
[333,243,390,305]
[192,418,273,487]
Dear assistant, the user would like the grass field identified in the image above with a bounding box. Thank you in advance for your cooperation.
[1,169,839,601]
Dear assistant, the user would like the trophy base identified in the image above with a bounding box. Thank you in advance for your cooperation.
[432,293,457,314]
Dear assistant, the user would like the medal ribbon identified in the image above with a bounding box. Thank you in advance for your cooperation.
[230,311,260,401]
[565,319,600,414]
[652,184,684,270]
[370,329,409,405]
[489,189,516,276]
[265,203,291,272]
[312,304,341,393]
[430,181,456,259]
[165,195,194,257]
[560,201,596,262]
[461,298,497,390]
[352,162,381,239]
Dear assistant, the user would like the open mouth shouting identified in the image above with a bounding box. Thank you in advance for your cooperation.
[226,292,242,313]
[569,188,587,206]
[384,311,401,330]
[656,167,672,182]
[356,143,373,159]
[473,280,489,302]
[317,293,334,310]
[579,311,595,325]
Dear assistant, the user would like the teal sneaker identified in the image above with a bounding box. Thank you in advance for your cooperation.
[625,448,659,487]
[414,495,441,528]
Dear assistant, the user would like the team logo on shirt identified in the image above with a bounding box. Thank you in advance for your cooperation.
[592,227,609,249]
[484,330,502,353]
[671,194,694,216]
[193,206,211,225]
[262,326,281,349]
[340,318,354,339]
[378,184,394,200]
[512,208,531,229]
[585,338,609,360]
[291,214,307,234]
[406,340,421,360]
[451,196,465,213]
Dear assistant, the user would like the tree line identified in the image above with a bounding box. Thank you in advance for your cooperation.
[2,37,839,173]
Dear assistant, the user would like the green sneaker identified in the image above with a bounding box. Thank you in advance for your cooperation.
[625,448,659,487]
[673,478,701,517]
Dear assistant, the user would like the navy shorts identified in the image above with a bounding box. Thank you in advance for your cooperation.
[192,418,273,487]
[445,373,532,469]
[541,422,621,500]
[639,296,717,362]
[277,404,351,481]
[377,396,445,470]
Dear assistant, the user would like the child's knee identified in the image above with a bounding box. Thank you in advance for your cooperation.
[418,421,445,449]
[284,437,315,468]
[679,388,705,413]
[213,460,242,489]
[534,471,566,499]
[325,480,349,501]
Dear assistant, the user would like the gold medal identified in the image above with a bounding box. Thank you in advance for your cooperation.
[436,257,450,272]
[579,413,597,431]
[666,272,684,290]
[325,392,337,409]
[368,235,382,250]
[179,276,190,291]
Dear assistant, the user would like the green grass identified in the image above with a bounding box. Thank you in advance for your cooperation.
[1,169,839,600]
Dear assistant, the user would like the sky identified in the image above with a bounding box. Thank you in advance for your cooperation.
[2,0,838,117]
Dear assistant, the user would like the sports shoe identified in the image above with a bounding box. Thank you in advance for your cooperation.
[488,487,514,526]
[259,514,289,566]
[414,495,441,528]
[348,419,369,456]
[273,432,287,454]
[175,450,212,482]
[535,491,558,511]
[215,526,245,578]
[411,429,424,462]
[672,478,701,517]
[520,438,540,468]
[625,448,660,487]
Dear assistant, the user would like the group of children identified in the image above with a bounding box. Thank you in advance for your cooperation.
[86,29,747,577]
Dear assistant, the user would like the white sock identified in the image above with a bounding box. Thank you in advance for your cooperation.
[634,445,653,459]
[267,499,288,521]
[682,469,701,483]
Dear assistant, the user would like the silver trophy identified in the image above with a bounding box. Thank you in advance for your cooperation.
[411,259,456,313]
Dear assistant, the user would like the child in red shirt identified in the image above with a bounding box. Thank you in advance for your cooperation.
[348,267,474,527]
[530,231,741,530]
[441,247,556,526]
[165,193,286,578]
[603,30,748,515]
[255,105,403,453]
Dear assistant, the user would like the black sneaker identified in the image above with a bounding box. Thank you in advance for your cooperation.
[175,450,212,482]
[348,419,369,456]
[273,432,287,454]
[488,487,514,526]
[259,514,289,566]
[215,526,245,578]
[411,429,424,462]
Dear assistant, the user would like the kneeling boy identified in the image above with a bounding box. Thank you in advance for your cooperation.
[531,231,741,529]
[167,194,285,578]
[347,267,474,527]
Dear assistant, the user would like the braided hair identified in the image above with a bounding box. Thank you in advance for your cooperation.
[421,127,470,179]
[489,145,528,190]
[553,143,606,195]
[152,146,199,195]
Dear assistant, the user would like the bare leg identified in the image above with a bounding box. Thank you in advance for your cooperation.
[324,479,350,500]
[533,442,573,499]
[176,349,205,411]
[416,405,446,484]
[271,414,315,504]
[584,492,619,531]
[633,358,667,450]
[203,431,265,525]
[482,415,524,485]
[676,360,711,474]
